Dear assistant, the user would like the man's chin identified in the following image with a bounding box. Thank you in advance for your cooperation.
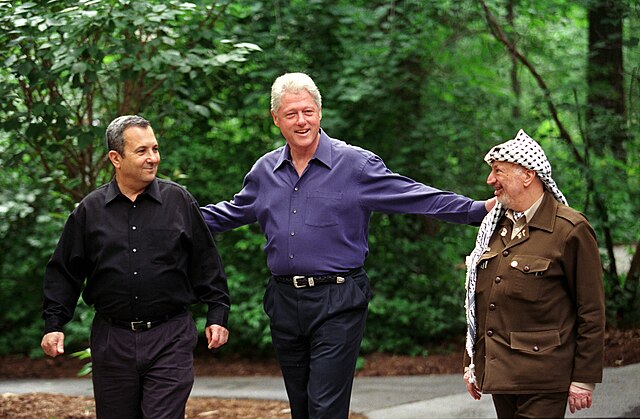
[142,173,157,183]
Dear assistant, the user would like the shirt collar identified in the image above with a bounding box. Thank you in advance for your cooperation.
[506,193,544,224]
[104,177,162,205]
[273,129,332,172]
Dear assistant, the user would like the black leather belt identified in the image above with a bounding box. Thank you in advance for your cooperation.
[274,269,359,289]
[98,309,185,331]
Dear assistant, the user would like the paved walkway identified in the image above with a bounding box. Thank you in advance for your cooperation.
[1,363,638,418]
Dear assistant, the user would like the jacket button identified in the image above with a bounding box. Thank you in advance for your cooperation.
[502,250,509,257]
[495,276,502,284]
[533,345,540,352]
[487,330,494,337]
[489,303,496,311]
[524,265,530,272]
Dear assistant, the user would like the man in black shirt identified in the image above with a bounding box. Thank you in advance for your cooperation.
[41,115,230,419]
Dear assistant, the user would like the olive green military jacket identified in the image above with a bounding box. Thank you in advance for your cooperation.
[464,191,605,394]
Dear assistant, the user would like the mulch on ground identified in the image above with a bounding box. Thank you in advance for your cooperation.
[1,328,638,418]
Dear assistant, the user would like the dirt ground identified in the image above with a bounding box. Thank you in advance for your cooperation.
[1,328,639,418]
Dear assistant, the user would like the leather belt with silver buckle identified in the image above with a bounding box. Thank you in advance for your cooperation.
[99,309,185,331]
[128,320,153,331]
[274,272,351,288]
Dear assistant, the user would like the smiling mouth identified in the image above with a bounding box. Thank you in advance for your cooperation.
[295,129,310,135]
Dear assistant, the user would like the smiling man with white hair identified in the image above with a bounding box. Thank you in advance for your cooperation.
[463,129,605,418]
[201,72,496,419]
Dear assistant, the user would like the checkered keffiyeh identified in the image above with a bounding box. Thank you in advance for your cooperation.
[463,129,567,383]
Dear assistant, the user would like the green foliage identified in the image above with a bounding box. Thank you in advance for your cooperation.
[0,0,638,357]
[70,347,92,376]
[0,0,262,356]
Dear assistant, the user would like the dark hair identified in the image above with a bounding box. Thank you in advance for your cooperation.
[105,115,151,155]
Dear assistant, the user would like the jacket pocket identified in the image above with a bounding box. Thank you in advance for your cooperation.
[507,255,551,301]
[476,251,498,269]
[510,330,561,354]
[509,255,551,275]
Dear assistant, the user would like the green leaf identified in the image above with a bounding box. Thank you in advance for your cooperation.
[71,62,88,74]
[31,102,46,117]
[17,61,33,76]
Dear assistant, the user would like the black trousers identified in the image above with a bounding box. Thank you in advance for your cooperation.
[264,267,372,419]
[492,392,569,418]
[90,311,198,419]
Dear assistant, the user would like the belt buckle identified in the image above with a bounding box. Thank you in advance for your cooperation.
[292,275,307,288]
[130,321,151,331]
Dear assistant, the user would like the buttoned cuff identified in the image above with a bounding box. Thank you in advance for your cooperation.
[44,317,65,335]
[206,304,230,328]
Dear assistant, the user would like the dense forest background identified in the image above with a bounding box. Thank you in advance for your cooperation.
[1,0,638,358]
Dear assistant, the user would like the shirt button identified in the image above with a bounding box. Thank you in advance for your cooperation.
[132,226,137,230]
[289,254,294,259]
[134,296,139,300]
[511,260,518,268]
[487,330,494,337]
[489,303,496,311]
[290,232,295,236]
[502,250,509,257]
[524,265,530,272]
[133,272,138,275]
[294,187,299,192]
[495,276,502,284]
[533,345,540,352]
[132,248,137,253]
[292,209,297,214]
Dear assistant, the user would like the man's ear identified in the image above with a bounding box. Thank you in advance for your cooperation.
[523,169,537,187]
[108,150,122,169]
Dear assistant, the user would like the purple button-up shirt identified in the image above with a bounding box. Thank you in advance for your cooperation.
[201,130,487,276]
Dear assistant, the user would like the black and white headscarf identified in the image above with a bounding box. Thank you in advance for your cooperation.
[464,129,567,383]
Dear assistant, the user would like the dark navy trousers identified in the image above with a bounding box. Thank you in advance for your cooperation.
[90,311,198,419]
[263,267,372,419]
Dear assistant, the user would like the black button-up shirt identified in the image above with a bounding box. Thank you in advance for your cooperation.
[43,178,229,334]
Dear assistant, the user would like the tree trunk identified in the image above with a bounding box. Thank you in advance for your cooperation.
[506,0,520,119]
[586,0,627,160]
[587,0,637,325]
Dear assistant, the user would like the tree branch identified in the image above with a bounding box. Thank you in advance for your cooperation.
[477,0,619,279]
[477,0,585,166]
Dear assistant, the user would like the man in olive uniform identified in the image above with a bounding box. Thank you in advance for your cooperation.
[463,129,605,418]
